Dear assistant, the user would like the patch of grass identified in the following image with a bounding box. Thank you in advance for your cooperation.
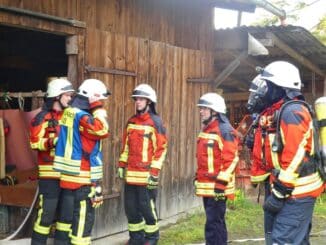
[226,190,264,240]
[159,191,326,245]
[312,194,326,235]
[159,210,205,245]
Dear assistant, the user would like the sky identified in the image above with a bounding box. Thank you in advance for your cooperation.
[214,0,326,30]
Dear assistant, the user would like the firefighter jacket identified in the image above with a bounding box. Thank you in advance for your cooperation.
[195,116,239,199]
[53,102,109,190]
[30,109,62,179]
[251,98,324,198]
[118,112,167,186]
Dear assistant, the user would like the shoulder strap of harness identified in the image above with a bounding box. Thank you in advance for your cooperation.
[272,100,315,153]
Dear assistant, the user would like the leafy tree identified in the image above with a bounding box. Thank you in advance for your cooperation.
[312,15,326,45]
[250,0,326,44]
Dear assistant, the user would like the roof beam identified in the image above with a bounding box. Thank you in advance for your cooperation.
[214,51,248,88]
[267,32,325,77]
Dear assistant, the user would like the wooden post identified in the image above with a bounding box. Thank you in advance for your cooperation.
[66,35,78,84]
[0,118,5,179]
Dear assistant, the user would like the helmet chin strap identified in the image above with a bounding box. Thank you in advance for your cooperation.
[57,95,68,110]
[202,110,216,125]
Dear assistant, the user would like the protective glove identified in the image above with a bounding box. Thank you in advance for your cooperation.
[193,178,198,188]
[88,184,103,208]
[214,188,226,201]
[117,167,125,179]
[263,193,284,214]
[47,137,58,149]
[147,175,159,190]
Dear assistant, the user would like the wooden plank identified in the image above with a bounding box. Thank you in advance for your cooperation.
[187,77,213,83]
[85,65,136,77]
[0,5,86,28]
[101,31,114,196]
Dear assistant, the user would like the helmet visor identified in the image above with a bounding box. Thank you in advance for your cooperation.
[197,99,213,108]
[249,78,268,97]
[132,90,151,97]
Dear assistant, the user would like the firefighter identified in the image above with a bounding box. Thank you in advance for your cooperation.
[53,79,110,245]
[247,61,325,245]
[195,93,239,245]
[30,78,74,245]
[118,84,167,245]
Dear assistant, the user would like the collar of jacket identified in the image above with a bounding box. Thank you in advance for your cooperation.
[203,118,219,132]
[134,111,151,122]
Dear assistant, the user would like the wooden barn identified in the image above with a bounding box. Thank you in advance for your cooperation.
[0,0,325,241]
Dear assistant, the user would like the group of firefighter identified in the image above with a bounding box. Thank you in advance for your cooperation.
[29,60,325,245]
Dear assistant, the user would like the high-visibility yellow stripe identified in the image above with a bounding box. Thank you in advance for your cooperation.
[292,177,324,195]
[39,172,61,178]
[33,195,51,235]
[126,176,148,184]
[198,132,223,150]
[71,234,91,245]
[142,128,150,162]
[126,171,149,177]
[128,220,145,232]
[144,224,159,233]
[54,156,82,167]
[218,153,239,182]
[207,140,214,173]
[77,200,87,238]
[56,222,71,232]
[279,121,312,184]
[34,223,51,235]
[119,137,129,162]
[195,182,215,189]
[30,122,48,151]
[127,124,155,132]
[61,174,91,184]
[268,134,281,169]
[251,173,270,183]
[196,189,215,196]
[278,169,299,185]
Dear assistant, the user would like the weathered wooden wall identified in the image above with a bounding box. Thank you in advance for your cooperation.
[85,29,214,237]
[0,0,215,238]
[0,0,214,51]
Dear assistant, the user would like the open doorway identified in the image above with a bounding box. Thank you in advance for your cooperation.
[0,25,69,239]
[0,25,68,111]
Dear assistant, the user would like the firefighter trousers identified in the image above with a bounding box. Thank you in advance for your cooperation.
[70,185,95,245]
[271,197,315,245]
[31,179,61,245]
[124,184,159,245]
[53,189,74,245]
[203,197,227,245]
[53,186,94,245]
[263,180,273,245]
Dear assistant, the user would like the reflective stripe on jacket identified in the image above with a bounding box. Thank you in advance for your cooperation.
[195,116,239,199]
[54,105,109,189]
[30,109,62,179]
[251,99,324,198]
[118,112,167,185]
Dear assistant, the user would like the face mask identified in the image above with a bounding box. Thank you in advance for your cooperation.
[246,78,269,113]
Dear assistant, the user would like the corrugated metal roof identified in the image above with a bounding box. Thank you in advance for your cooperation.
[214,25,326,93]
[232,25,326,70]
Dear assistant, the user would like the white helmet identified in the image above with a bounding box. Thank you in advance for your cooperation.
[259,61,301,90]
[46,78,74,98]
[197,93,226,114]
[131,84,157,103]
[78,79,110,99]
